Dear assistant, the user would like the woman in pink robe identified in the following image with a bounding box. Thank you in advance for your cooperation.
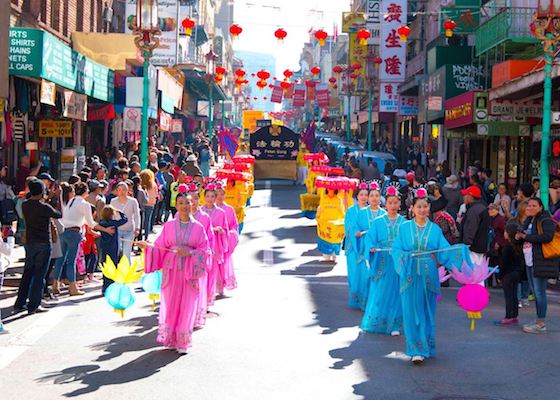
[201,181,228,307]
[142,187,210,353]
[187,183,214,328]
[216,185,238,294]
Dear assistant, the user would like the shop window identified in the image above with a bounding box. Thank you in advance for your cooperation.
[90,0,95,32]
[97,0,103,32]
[76,1,84,32]
[51,0,60,32]
[39,0,46,23]
[62,1,68,36]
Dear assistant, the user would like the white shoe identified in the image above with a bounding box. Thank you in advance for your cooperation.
[390,331,400,336]
[330,255,337,262]
[411,356,424,365]
[322,254,331,261]
[177,348,188,354]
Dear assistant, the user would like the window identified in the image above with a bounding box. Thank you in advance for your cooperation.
[76,1,84,31]
[62,0,68,36]
[97,0,103,32]
[39,0,46,23]
[90,0,95,31]
[51,0,60,32]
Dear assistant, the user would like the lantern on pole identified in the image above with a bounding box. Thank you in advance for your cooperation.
[373,56,383,70]
[274,28,287,42]
[398,25,412,42]
[283,69,293,80]
[328,77,337,88]
[357,29,371,45]
[181,17,195,36]
[332,65,343,78]
[443,19,457,38]
[133,0,160,170]
[351,62,362,71]
[280,81,292,91]
[256,69,270,81]
[310,66,321,78]
[230,24,242,39]
[256,80,267,90]
[215,65,226,77]
[314,29,328,46]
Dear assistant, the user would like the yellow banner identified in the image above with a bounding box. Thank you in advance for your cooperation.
[349,32,367,79]
[38,120,73,138]
[242,110,265,135]
[317,219,345,244]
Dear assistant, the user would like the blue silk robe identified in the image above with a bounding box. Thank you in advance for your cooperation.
[391,220,466,358]
[361,214,406,334]
[354,207,387,311]
[344,204,365,309]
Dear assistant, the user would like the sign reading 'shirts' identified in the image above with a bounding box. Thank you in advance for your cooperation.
[250,125,300,160]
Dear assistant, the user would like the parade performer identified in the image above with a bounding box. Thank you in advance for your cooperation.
[187,182,214,328]
[216,185,238,295]
[361,184,405,335]
[391,188,467,364]
[201,181,229,306]
[316,184,345,262]
[344,182,369,309]
[141,186,210,353]
[355,181,387,310]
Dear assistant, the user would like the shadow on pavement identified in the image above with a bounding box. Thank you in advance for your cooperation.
[281,260,336,276]
[36,349,181,397]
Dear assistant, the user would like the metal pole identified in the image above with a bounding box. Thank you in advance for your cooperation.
[208,85,213,139]
[175,0,180,64]
[367,84,373,151]
[141,58,150,169]
[540,34,553,208]
[221,99,225,128]
[346,93,351,142]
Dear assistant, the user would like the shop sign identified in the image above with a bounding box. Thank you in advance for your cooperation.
[489,100,543,118]
[40,79,56,106]
[38,120,73,138]
[63,90,87,121]
[161,93,175,114]
[444,91,481,129]
[379,83,399,112]
[428,96,442,111]
[440,1,480,35]
[342,13,367,79]
[379,0,407,82]
[366,0,381,44]
[87,103,115,121]
[125,0,189,66]
[171,118,182,133]
[159,110,172,132]
[398,96,418,116]
[256,119,272,128]
[157,68,183,109]
[123,107,141,131]
[8,28,114,102]
[473,92,489,122]
[250,125,300,160]
[477,121,530,137]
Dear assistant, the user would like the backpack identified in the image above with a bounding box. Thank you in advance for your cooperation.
[0,199,17,225]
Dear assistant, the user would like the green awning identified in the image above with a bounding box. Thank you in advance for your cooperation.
[183,68,226,101]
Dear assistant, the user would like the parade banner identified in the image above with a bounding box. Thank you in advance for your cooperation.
[270,80,284,104]
[293,83,305,107]
[251,124,299,180]
[63,90,87,121]
[306,83,316,102]
[87,103,115,121]
[379,0,407,82]
[316,83,329,108]
[159,110,172,132]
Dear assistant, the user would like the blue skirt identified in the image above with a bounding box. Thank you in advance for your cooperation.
[317,238,341,255]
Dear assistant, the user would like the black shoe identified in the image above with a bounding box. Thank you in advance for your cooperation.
[28,306,49,315]
[13,304,28,313]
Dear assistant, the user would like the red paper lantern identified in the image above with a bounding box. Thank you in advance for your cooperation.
[250,73,256,77]
[274,28,287,42]
[215,75,223,83]
[263,96,268,100]
[230,24,242,39]
[256,70,271,81]
[328,77,337,84]
[246,96,251,100]
[283,69,293,79]
[350,73,359,81]
[253,97,258,100]
[235,69,246,77]
[397,25,411,42]
[256,80,267,90]
[443,19,457,38]
[310,66,321,78]
[373,56,383,69]
[357,29,371,45]
[280,81,291,90]
[314,29,328,46]
[181,18,195,36]
[215,66,226,76]
[351,63,362,71]
[332,65,343,78]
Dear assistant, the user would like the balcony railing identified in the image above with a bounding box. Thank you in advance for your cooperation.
[475,7,539,57]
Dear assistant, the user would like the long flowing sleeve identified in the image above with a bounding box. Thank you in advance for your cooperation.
[363,220,378,269]
[344,207,360,255]
[188,223,211,280]
[434,227,470,270]
[226,206,239,256]
[391,222,412,282]
[144,223,172,273]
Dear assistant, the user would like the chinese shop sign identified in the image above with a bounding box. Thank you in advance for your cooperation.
[250,125,300,161]
[9,28,114,102]
[440,1,480,35]
[379,0,407,82]
[38,120,73,138]
[398,96,419,116]
[379,83,399,112]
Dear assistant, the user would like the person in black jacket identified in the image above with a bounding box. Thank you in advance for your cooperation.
[495,222,525,326]
[516,197,559,334]
[460,185,490,266]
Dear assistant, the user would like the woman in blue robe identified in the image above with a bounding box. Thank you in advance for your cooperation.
[361,185,405,335]
[391,189,466,364]
[355,182,387,311]
[344,183,369,309]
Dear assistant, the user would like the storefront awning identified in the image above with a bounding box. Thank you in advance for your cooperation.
[71,32,138,71]
[489,64,560,101]
[182,69,227,101]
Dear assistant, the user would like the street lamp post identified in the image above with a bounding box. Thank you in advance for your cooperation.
[533,2,560,207]
[365,50,379,152]
[205,49,218,140]
[344,67,353,142]
[133,0,160,169]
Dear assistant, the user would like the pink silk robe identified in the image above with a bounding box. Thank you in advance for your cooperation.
[144,218,210,351]
[218,202,239,293]
[193,208,214,328]
[201,205,228,306]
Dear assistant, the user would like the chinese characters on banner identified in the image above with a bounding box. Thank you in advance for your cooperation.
[250,125,300,160]
[316,83,329,108]
[270,81,284,104]
[306,82,316,102]
[379,83,399,112]
[293,83,305,107]
[63,90,87,121]
[398,96,419,116]
[159,110,172,132]
[342,12,367,79]
[379,0,407,82]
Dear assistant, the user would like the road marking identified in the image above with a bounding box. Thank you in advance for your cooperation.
[262,180,274,266]
[0,305,73,370]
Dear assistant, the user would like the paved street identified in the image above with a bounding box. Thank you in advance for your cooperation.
[1,182,560,400]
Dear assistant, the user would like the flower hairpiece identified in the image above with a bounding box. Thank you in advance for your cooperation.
[386,186,399,197]
[358,182,369,190]
[187,183,198,193]
[415,187,428,199]
[205,183,216,191]
[177,184,188,194]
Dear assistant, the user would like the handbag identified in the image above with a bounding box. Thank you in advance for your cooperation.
[537,220,560,259]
